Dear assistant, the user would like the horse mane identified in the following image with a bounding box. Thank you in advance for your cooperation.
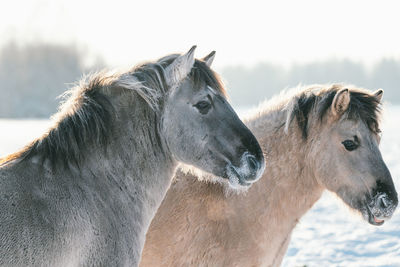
[133,54,226,99]
[284,84,382,139]
[0,56,227,169]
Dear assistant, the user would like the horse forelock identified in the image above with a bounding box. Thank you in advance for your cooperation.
[285,84,382,139]
[154,54,227,96]
[115,55,227,110]
[190,59,227,98]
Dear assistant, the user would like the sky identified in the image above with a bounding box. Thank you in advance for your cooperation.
[1,0,400,69]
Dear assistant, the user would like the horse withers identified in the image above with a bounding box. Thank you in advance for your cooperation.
[0,47,265,266]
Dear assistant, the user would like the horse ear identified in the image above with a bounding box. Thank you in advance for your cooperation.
[202,51,216,67]
[373,89,384,102]
[165,46,196,87]
[331,88,350,117]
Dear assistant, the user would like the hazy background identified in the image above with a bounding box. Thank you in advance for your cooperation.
[1,0,400,118]
[1,41,400,117]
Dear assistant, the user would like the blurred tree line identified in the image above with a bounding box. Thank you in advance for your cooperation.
[223,59,400,108]
[0,42,399,118]
[0,42,104,118]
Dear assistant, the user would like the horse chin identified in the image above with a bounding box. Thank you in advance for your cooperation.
[338,189,388,226]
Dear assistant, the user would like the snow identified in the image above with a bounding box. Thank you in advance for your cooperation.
[0,119,52,156]
[0,106,399,266]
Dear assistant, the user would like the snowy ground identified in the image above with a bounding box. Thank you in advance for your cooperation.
[0,106,399,267]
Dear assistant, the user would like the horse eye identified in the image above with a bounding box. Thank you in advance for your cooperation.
[342,140,358,151]
[194,101,211,114]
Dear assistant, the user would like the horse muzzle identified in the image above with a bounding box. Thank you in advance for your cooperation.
[366,192,398,226]
[226,152,265,189]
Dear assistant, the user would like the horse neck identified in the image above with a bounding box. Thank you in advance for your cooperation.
[230,102,324,261]
[75,94,177,220]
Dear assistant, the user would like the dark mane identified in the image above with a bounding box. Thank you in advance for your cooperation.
[190,59,227,97]
[289,85,381,139]
[0,54,227,169]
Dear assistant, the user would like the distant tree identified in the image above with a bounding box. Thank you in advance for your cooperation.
[1,41,399,118]
[286,59,368,88]
[222,63,287,107]
[221,58,400,108]
[370,59,400,103]
[0,42,103,118]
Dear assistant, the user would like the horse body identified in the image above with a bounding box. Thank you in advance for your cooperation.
[141,85,398,267]
[0,48,265,266]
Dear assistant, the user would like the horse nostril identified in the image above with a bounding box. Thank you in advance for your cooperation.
[379,196,388,209]
[246,155,259,172]
[377,194,390,210]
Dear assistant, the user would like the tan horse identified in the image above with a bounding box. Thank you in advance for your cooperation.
[141,85,398,267]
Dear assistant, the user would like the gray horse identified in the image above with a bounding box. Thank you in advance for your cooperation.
[0,47,265,266]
